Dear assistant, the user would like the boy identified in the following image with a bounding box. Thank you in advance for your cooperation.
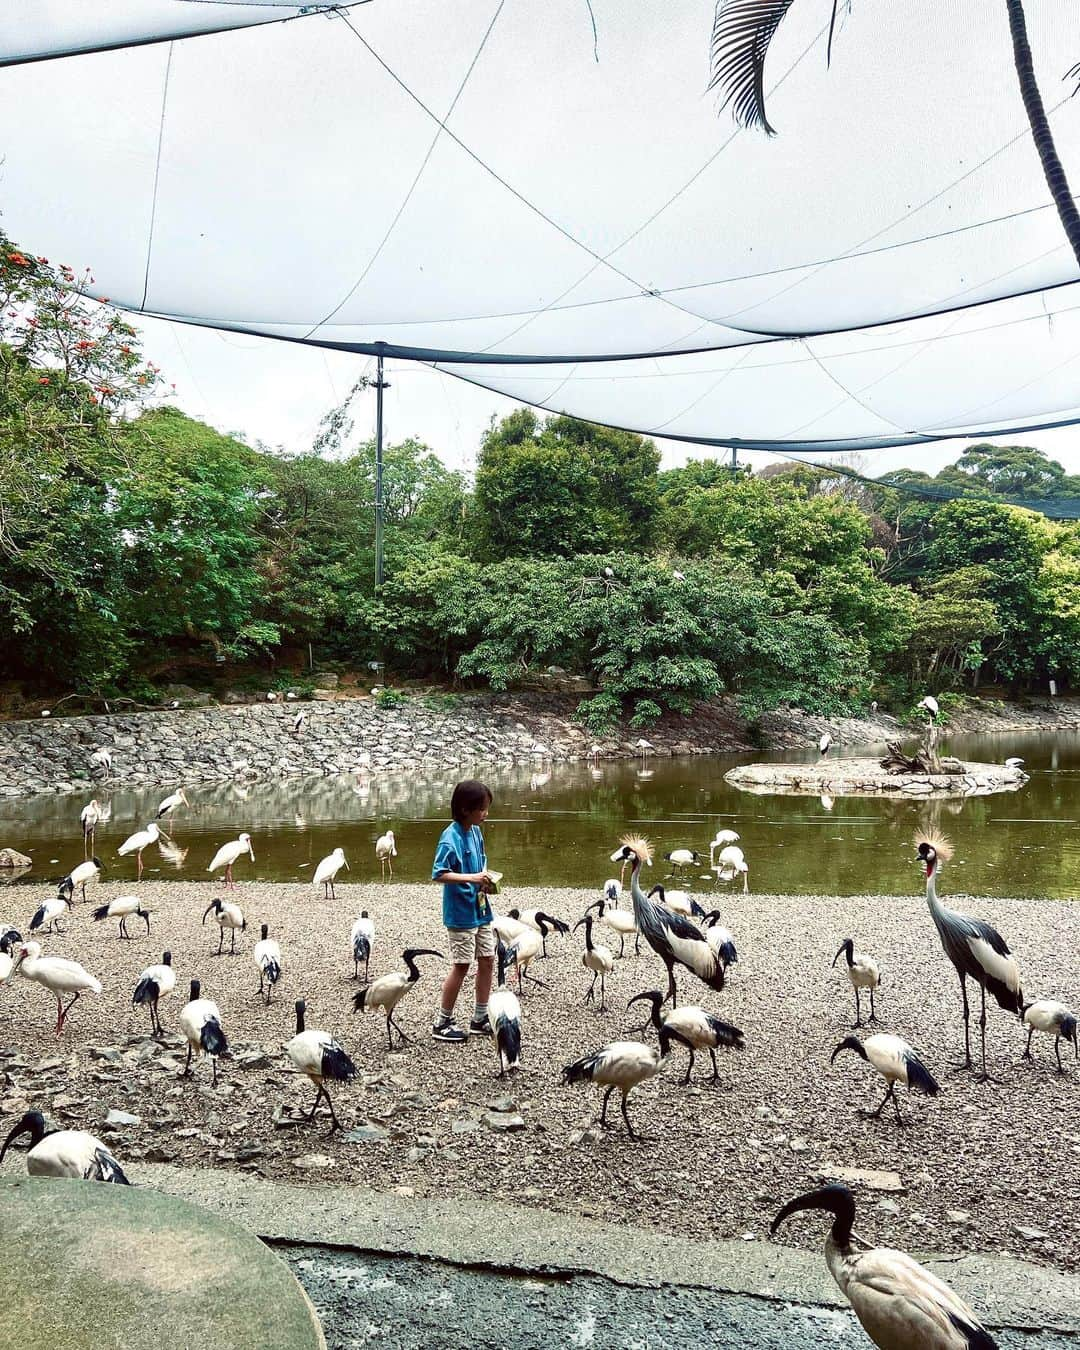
[431,779,495,1044]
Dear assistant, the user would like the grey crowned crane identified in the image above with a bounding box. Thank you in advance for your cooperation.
[92,894,151,939]
[575,914,615,1011]
[502,920,550,993]
[117,822,162,880]
[663,848,702,877]
[628,988,744,1085]
[132,951,176,1036]
[1022,1000,1078,1073]
[831,1033,939,1125]
[10,942,102,1035]
[772,1185,998,1350]
[375,830,397,880]
[489,944,523,1078]
[700,911,738,971]
[313,847,349,899]
[916,830,1024,1081]
[0,1111,130,1184]
[156,787,190,819]
[58,856,103,904]
[203,897,247,955]
[832,938,881,1027]
[819,731,833,758]
[350,910,375,980]
[285,999,357,1132]
[509,908,570,958]
[253,923,282,1004]
[29,895,69,936]
[353,948,443,1048]
[586,896,640,957]
[562,1036,672,1140]
[207,832,254,889]
[178,979,228,1085]
[647,884,706,920]
[612,836,725,1007]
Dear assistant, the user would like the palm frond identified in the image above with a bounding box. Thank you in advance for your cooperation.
[708,0,798,135]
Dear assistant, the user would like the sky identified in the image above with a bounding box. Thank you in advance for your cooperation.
[134,310,1080,482]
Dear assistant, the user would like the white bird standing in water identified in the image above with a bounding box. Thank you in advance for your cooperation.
[80,799,105,856]
[708,829,739,867]
[117,823,161,880]
[202,897,247,955]
[207,833,254,889]
[285,999,357,1132]
[313,847,349,900]
[771,1185,998,1349]
[253,923,282,1004]
[132,950,176,1036]
[350,911,375,980]
[716,844,749,893]
[0,1110,130,1183]
[11,941,102,1035]
[819,731,833,758]
[156,788,190,820]
[375,830,397,880]
[178,978,228,1085]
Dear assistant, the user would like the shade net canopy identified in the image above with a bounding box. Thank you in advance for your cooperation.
[2,0,1080,451]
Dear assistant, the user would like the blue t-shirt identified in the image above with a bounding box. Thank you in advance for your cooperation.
[432,821,491,929]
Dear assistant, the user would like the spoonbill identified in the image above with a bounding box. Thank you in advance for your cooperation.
[313,847,349,899]
[207,833,254,889]
[716,844,749,893]
[80,799,105,855]
[708,829,739,867]
[11,941,102,1035]
[375,830,397,880]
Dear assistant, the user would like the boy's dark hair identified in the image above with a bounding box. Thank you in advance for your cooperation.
[451,779,492,823]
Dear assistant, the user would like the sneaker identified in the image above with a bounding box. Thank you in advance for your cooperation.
[432,1022,467,1043]
[469,1016,492,1037]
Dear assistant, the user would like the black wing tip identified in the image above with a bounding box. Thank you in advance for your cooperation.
[905,1052,940,1097]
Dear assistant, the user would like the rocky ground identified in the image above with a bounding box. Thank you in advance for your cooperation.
[1,880,1078,1274]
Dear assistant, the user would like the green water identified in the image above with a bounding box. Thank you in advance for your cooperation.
[1,731,1077,900]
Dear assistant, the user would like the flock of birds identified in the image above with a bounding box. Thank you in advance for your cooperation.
[0,746,1075,1349]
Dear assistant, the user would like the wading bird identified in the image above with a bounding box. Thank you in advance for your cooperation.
[488,944,523,1078]
[716,844,749,893]
[11,941,101,1035]
[29,895,69,936]
[819,731,833,758]
[132,950,175,1035]
[663,848,701,878]
[92,894,151,939]
[708,829,739,867]
[117,822,162,880]
[89,746,113,776]
[628,988,744,1084]
[508,908,570,958]
[313,847,349,900]
[586,896,640,958]
[832,938,881,1027]
[575,914,614,1011]
[562,1035,673,1140]
[634,738,654,760]
[80,799,104,855]
[0,1110,129,1184]
[916,830,1023,1081]
[58,857,103,904]
[1022,1000,1078,1073]
[491,909,530,945]
[353,948,443,1048]
[771,1185,998,1349]
[700,912,738,970]
[831,1033,939,1124]
[918,695,940,720]
[501,919,549,993]
[202,897,246,955]
[647,884,705,920]
[612,836,725,1006]
[207,832,254,889]
[156,788,190,820]
[350,911,375,980]
[253,923,282,1004]
[285,999,356,1132]
[375,829,397,880]
[178,978,228,1085]
[293,710,306,735]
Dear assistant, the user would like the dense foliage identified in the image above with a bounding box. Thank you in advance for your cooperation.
[2,230,1079,727]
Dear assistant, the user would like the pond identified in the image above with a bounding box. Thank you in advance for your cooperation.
[1,730,1077,901]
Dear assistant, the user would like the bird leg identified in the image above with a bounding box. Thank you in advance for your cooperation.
[521,968,549,989]
[635,934,641,956]
[257,974,264,997]
[56,991,81,1035]
[1054,1037,1066,1074]
[584,972,597,1006]
[1023,1028,1034,1060]
[215,928,224,956]
[323,1091,342,1135]
[230,928,237,955]
[664,965,678,1007]
[136,852,144,880]
[948,973,973,1072]
[119,917,129,940]
[853,987,862,1028]
[618,936,625,959]
[975,984,1005,1085]
[709,1048,719,1082]
[868,987,878,1023]
[681,1048,695,1087]
[389,1012,411,1046]
[599,1084,615,1128]
[620,1091,646,1141]
[212,1055,219,1087]
[860,1081,897,1122]
[225,863,234,890]
[599,974,606,1013]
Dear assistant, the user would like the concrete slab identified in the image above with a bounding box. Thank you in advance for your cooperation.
[137,1164,1080,1337]
[0,1177,325,1350]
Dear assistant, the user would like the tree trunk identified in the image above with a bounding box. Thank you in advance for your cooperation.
[1006,0,1080,267]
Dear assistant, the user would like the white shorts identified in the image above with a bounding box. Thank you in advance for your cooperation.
[447,924,496,965]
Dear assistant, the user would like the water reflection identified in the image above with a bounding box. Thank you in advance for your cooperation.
[0,731,1077,899]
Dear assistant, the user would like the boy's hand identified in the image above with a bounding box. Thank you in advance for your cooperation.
[473,870,494,891]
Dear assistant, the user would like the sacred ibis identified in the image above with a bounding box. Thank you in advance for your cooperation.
[716,844,749,893]
[92,894,151,939]
[602,877,621,906]
[207,832,254,889]
[156,788,190,819]
[29,895,69,936]
[916,830,1023,1081]
[575,914,615,1011]
[293,710,306,734]
[0,931,21,985]
[353,948,443,1048]
[772,1185,998,1349]
[132,951,176,1035]
[178,978,229,1085]
[831,1033,939,1124]
[58,857,103,904]
[1022,1000,1077,1073]
[700,911,738,970]
[375,829,397,880]
[647,884,706,920]
[202,897,247,955]
[10,941,101,1035]
[819,732,833,757]
[562,1036,672,1140]
[491,910,529,945]
[285,999,357,1132]
[350,910,375,980]
[489,944,523,1078]
[501,920,549,993]
[586,896,640,958]
[628,988,744,1085]
[1004,756,1024,770]
[0,1111,129,1184]
[663,848,701,877]
[313,847,349,899]
[253,923,282,1004]
[508,908,570,958]
[832,938,881,1027]
[612,836,724,1006]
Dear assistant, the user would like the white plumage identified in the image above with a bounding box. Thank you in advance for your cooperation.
[375,830,397,880]
[58,856,102,903]
[313,847,349,899]
[353,948,442,1047]
[0,1111,129,1183]
[79,798,105,853]
[1004,756,1024,769]
[575,914,615,1011]
[491,911,529,944]
[489,948,523,1078]
[350,911,375,980]
[91,893,151,939]
[629,989,745,1085]
[708,829,739,867]
[202,897,247,955]
[1023,999,1078,1072]
[819,731,833,756]
[178,979,229,1084]
[11,941,102,1035]
[88,746,113,774]
[29,895,70,936]
[588,897,639,958]
[156,788,190,819]
[253,923,282,1003]
[647,884,698,918]
[285,999,357,1131]
[562,1039,665,1139]
[832,938,881,1027]
[501,924,547,994]
[117,822,161,879]
[716,844,749,893]
[918,695,940,718]
[831,1032,939,1123]
[132,951,176,1035]
[602,877,622,906]
[207,832,254,888]
[701,911,738,970]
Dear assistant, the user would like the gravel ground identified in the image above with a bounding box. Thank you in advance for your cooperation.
[1,879,1078,1276]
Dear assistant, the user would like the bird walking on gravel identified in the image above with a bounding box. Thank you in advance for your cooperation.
[832,938,881,1028]
[375,830,397,881]
[501,920,550,994]
[253,923,282,1004]
[0,1110,130,1184]
[646,884,705,920]
[132,951,176,1036]
[202,897,246,955]
[178,978,228,1085]
[313,847,349,900]
[771,1184,998,1349]
[1022,1000,1078,1073]
[285,999,357,1133]
[562,1035,674,1141]
[575,913,614,1011]
[92,894,151,939]
[58,856,103,905]
[916,830,1023,1082]
[700,911,738,971]
[628,989,744,1085]
[353,948,443,1048]
[117,822,163,880]
[0,932,20,986]
[586,896,639,958]
[10,941,102,1036]
[207,832,254,889]
[29,895,70,937]
[508,908,570,958]
[831,1033,939,1125]
[350,911,375,980]
[489,944,523,1078]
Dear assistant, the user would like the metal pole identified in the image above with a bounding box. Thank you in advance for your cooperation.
[374,353,387,590]
[730,444,738,475]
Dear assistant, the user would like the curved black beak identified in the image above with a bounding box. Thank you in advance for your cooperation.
[201,901,217,924]
[771,1185,855,1241]
[830,1035,865,1065]
[402,948,444,962]
[140,908,152,935]
[0,1110,45,1166]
